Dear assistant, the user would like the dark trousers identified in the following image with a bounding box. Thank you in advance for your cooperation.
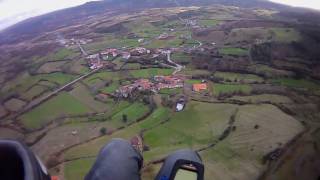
[85,138,143,180]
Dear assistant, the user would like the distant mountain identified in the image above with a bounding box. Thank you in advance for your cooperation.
[0,0,301,45]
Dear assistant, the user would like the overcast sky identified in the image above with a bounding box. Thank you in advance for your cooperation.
[0,0,319,31]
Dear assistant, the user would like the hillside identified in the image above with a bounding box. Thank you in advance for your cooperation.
[0,1,320,180]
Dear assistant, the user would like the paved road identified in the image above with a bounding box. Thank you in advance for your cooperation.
[166,52,183,75]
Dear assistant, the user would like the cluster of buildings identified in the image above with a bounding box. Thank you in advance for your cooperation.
[86,47,178,70]
[116,75,184,98]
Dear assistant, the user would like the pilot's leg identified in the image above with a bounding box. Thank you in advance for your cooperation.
[85,138,143,180]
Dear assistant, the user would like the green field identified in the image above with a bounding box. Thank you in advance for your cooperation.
[171,52,192,64]
[130,68,173,78]
[185,79,203,84]
[69,84,108,112]
[230,94,293,104]
[100,81,119,94]
[47,48,80,61]
[64,158,95,180]
[158,88,182,95]
[269,28,301,43]
[219,47,248,56]
[214,71,264,83]
[22,85,48,101]
[272,78,320,90]
[19,92,92,129]
[213,83,252,96]
[198,19,220,27]
[110,102,150,126]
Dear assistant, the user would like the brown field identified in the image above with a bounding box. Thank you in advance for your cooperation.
[37,61,67,74]
[0,105,8,118]
[4,98,27,112]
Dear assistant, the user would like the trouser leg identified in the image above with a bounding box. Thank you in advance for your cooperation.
[85,138,143,180]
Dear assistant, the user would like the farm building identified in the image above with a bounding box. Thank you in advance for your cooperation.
[193,83,207,92]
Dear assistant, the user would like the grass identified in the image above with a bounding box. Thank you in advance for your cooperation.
[63,102,303,180]
[146,38,183,48]
[269,28,301,43]
[214,71,264,83]
[48,48,79,61]
[4,98,26,112]
[198,19,220,27]
[271,78,320,90]
[219,47,248,56]
[110,102,149,126]
[185,79,202,84]
[247,64,293,78]
[64,158,95,180]
[122,63,141,70]
[1,72,75,97]
[230,94,292,104]
[158,88,182,95]
[171,52,192,64]
[213,83,252,96]
[83,72,120,86]
[130,68,173,78]
[37,61,66,73]
[19,92,92,129]
[143,102,238,161]
[100,81,119,94]
[69,84,108,112]
[22,85,48,101]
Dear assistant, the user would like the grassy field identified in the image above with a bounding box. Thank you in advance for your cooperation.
[185,79,203,84]
[214,71,264,83]
[64,158,95,180]
[1,72,75,97]
[199,104,304,180]
[158,88,182,95]
[130,68,173,78]
[198,19,220,27]
[247,64,294,78]
[269,28,301,43]
[22,85,49,101]
[213,83,252,96]
[4,98,27,112]
[100,81,119,94]
[230,94,292,104]
[83,72,120,86]
[110,102,149,126]
[143,102,238,161]
[122,63,141,70]
[219,47,248,56]
[19,92,92,129]
[47,48,80,61]
[69,83,108,112]
[171,52,192,64]
[62,101,304,180]
[225,27,301,45]
[37,61,66,74]
[271,78,320,90]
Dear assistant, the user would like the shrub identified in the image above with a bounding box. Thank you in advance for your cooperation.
[100,127,107,135]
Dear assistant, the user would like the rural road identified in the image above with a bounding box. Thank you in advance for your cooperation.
[77,41,88,56]
[166,51,183,75]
